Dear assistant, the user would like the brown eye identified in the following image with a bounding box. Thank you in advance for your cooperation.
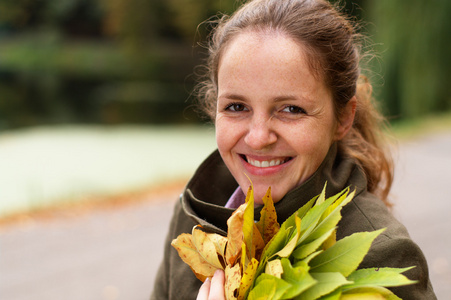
[226,103,247,112]
[282,105,307,114]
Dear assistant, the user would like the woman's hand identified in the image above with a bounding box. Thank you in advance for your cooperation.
[196,270,226,300]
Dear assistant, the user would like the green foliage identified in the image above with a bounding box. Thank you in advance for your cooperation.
[365,0,451,119]
[2,0,449,128]
[248,185,416,300]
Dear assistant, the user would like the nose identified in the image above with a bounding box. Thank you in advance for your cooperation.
[244,114,277,150]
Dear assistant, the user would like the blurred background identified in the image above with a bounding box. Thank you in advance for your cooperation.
[0,0,450,299]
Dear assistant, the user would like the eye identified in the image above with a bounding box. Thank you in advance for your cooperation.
[225,102,248,112]
[282,105,307,115]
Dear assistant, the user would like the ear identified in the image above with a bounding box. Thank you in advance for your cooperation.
[334,96,356,140]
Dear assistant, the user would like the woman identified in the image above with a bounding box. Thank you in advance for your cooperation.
[151,0,436,299]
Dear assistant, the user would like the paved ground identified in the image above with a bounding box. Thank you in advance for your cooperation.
[1,130,450,300]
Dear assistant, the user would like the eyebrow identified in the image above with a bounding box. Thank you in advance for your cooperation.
[217,93,247,101]
[219,93,305,101]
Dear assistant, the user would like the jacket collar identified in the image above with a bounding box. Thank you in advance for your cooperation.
[181,143,367,236]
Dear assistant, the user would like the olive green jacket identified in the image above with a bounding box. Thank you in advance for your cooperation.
[151,145,436,299]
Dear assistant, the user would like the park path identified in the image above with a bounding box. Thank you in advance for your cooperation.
[1,130,450,300]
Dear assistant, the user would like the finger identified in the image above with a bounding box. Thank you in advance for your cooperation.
[208,270,225,299]
[196,277,211,300]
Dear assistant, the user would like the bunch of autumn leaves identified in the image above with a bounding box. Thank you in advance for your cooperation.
[172,184,416,300]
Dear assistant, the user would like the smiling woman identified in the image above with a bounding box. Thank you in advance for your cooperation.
[215,32,353,203]
[150,0,436,299]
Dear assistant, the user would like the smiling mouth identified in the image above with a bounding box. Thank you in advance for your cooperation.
[241,155,293,168]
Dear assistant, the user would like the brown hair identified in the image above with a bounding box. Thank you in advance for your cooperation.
[197,0,394,205]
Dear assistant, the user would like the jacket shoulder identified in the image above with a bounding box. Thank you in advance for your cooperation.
[338,191,436,299]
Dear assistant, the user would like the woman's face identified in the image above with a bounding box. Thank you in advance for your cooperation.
[215,31,345,204]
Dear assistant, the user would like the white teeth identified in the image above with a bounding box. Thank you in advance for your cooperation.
[247,157,285,168]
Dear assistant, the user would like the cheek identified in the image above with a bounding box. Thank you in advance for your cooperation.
[289,122,335,158]
[215,116,237,154]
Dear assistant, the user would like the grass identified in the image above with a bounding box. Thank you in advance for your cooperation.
[390,111,451,141]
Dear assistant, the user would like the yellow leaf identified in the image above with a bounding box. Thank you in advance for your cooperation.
[226,203,246,265]
[341,292,386,299]
[244,186,266,263]
[238,258,259,300]
[241,242,248,272]
[265,259,284,278]
[208,232,228,259]
[322,229,337,251]
[243,186,255,260]
[192,226,224,270]
[171,233,218,282]
[225,264,241,300]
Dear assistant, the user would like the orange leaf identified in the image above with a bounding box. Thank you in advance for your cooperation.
[256,187,280,244]
[253,223,265,261]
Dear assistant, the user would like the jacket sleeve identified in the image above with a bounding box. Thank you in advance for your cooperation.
[150,202,177,300]
[150,199,202,300]
[360,235,437,300]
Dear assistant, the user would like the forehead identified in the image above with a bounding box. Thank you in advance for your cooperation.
[219,30,328,94]
[221,30,302,65]
[218,29,324,82]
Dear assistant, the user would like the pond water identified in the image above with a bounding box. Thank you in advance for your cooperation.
[0,125,216,217]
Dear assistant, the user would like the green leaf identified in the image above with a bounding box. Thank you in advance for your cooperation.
[319,188,353,223]
[260,226,293,266]
[295,250,322,267]
[344,267,417,289]
[280,258,317,299]
[317,288,342,300]
[342,287,402,300]
[293,228,336,260]
[305,189,353,244]
[296,196,318,220]
[295,272,352,300]
[274,215,301,258]
[304,209,341,245]
[341,292,386,299]
[297,194,342,246]
[250,274,292,300]
[310,229,385,277]
[248,280,276,300]
[252,226,293,291]
[316,183,328,205]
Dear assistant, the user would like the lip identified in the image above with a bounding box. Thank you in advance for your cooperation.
[239,154,293,176]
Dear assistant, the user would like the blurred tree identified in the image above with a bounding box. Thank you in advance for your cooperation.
[46,0,105,37]
[0,0,46,32]
[366,0,451,119]
[0,0,449,129]
[166,0,237,40]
